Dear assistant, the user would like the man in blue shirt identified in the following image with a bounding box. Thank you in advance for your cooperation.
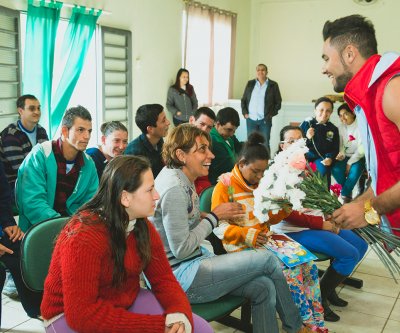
[241,64,282,152]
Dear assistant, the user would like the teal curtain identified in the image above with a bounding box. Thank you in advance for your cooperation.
[49,6,101,137]
[22,0,62,133]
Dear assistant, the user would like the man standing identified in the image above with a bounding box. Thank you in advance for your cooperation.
[241,64,282,151]
[124,104,170,178]
[0,95,48,198]
[321,15,400,237]
[16,106,98,232]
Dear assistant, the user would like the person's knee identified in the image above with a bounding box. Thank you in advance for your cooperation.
[245,276,276,306]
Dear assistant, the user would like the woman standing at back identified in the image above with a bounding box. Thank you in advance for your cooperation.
[166,68,198,126]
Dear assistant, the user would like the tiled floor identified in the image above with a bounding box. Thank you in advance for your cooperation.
[2,248,400,332]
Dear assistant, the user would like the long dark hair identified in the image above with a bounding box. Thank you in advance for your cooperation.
[172,68,194,96]
[78,155,152,287]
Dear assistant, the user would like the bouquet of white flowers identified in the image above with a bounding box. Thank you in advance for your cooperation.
[254,138,400,282]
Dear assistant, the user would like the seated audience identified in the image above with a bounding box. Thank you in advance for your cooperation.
[331,103,365,203]
[150,124,311,333]
[275,125,368,322]
[300,97,339,187]
[211,133,327,332]
[41,155,211,333]
[0,94,48,201]
[189,107,216,194]
[16,106,98,232]
[87,121,128,179]
[166,68,198,126]
[0,160,42,321]
[124,104,170,178]
[209,107,242,184]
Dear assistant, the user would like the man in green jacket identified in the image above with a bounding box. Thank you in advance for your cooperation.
[16,106,98,232]
[209,107,242,184]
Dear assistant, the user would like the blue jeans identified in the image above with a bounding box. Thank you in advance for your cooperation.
[332,157,366,197]
[185,250,303,333]
[287,229,368,276]
[246,118,272,151]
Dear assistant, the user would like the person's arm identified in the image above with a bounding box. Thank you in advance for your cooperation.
[144,221,193,330]
[166,87,180,116]
[241,82,250,117]
[161,186,216,260]
[371,181,400,216]
[1,134,25,179]
[0,160,16,229]
[274,82,282,114]
[16,145,60,226]
[59,226,167,333]
[190,88,198,112]
[286,210,324,229]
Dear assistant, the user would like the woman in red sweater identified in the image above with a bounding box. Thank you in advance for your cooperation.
[41,155,211,333]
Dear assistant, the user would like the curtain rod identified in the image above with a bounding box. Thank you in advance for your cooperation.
[26,0,111,15]
[183,0,237,17]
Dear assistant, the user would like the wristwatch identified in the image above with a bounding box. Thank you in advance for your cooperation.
[364,199,381,225]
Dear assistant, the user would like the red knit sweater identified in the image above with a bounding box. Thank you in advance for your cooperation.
[41,211,193,333]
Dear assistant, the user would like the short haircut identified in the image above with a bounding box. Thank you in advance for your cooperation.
[100,121,128,137]
[135,104,164,134]
[256,64,268,71]
[216,107,240,127]
[194,107,216,121]
[62,105,92,128]
[17,94,38,109]
[322,14,377,59]
[162,123,210,169]
[337,103,355,117]
[314,97,334,110]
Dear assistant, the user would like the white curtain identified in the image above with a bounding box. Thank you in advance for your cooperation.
[184,3,236,106]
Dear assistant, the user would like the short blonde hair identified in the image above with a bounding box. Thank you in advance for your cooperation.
[162,124,211,168]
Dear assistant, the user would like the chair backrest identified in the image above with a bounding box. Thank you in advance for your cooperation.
[199,185,215,213]
[20,216,69,292]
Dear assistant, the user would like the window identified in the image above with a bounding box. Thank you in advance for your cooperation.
[101,27,132,136]
[0,6,21,130]
[0,7,132,144]
[183,3,236,106]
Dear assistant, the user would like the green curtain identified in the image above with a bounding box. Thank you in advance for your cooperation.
[49,6,101,137]
[22,0,62,133]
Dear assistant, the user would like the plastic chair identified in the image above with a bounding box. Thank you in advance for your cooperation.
[20,216,69,291]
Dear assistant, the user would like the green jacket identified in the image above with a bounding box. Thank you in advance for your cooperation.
[16,141,98,232]
[209,127,242,184]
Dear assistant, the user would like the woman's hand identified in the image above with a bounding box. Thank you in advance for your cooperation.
[165,322,185,333]
[176,111,182,116]
[322,220,340,234]
[255,232,269,248]
[306,127,315,140]
[212,202,245,221]
[321,158,332,166]
[336,152,345,161]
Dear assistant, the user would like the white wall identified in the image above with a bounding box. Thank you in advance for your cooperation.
[249,0,400,103]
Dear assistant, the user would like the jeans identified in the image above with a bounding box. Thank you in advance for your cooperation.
[287,229,368,276]
[246,118,272,151]
[185,250,303,333]
[45,289,212,333]
[0,236,42,318]
[332,157,366,197]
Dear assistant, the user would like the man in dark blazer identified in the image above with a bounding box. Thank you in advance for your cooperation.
[241,64,282,152]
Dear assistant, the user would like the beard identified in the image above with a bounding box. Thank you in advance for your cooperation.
[333,71,353,92]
